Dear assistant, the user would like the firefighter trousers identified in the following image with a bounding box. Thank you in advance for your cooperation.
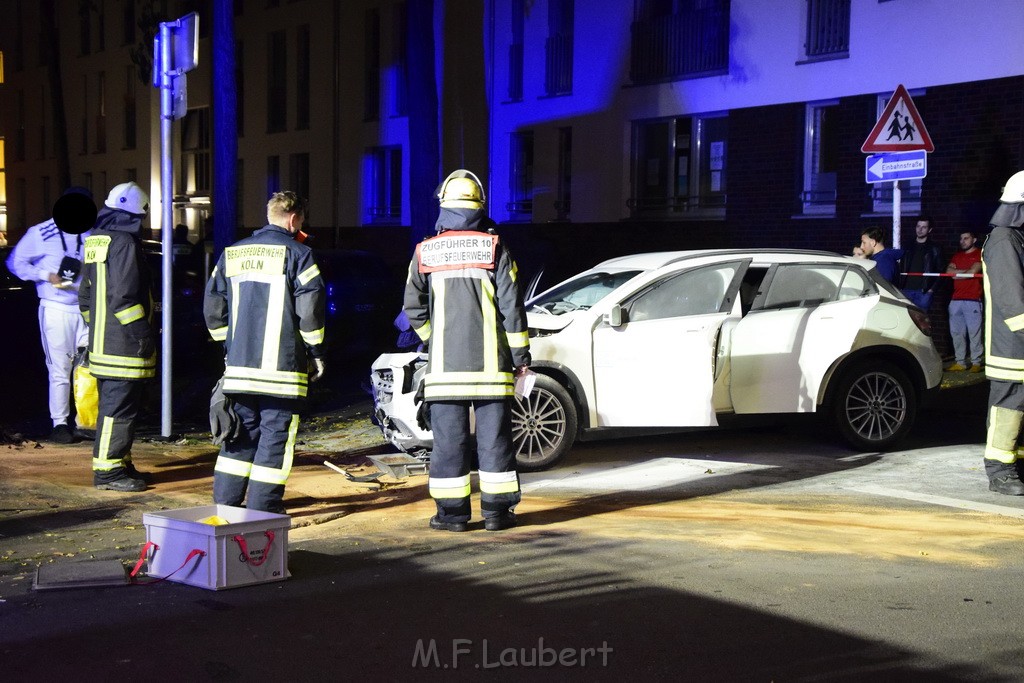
[93,377,145,483]
[213,394,299,513]
[427,399,521,523]
[985,380,1024,467]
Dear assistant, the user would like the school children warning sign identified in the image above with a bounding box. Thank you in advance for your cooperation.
[861,84,934,153]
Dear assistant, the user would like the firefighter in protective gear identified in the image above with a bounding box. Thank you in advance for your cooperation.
[79,181,154,492]
[982,170,1024,495]
[203,191,326,513]
[404,170,531,532]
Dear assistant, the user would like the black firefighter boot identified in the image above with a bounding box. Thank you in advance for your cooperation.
[985,459,1024,495]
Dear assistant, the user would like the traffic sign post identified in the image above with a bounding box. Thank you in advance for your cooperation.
[154,13,199,438]
[862,85,933,250]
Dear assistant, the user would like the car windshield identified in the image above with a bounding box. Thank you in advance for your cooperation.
[529,270,641,315]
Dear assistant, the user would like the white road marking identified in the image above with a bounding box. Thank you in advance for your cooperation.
[522,457,773,493]
[850,484,1024,519]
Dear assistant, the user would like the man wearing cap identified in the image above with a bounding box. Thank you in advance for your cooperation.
[79,182,155,492]
[6,188,96,444]
[981,171,1024,495]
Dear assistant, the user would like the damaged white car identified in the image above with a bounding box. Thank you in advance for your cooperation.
[370,249,943,471]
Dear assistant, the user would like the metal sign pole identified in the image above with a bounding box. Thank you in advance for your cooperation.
[892,180,901,250]
[159,23,174,438]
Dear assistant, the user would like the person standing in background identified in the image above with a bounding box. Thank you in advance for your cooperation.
[946,230,983,372]
[6,188,95,444]
[901,217,944,310]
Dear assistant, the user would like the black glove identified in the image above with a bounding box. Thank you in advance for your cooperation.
[210,377,242,446]
[414,380,431,431]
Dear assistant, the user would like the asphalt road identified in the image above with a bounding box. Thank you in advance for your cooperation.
[4,378,1023,681]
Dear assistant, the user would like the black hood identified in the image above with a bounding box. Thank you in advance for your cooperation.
[434,206,495,233]
[93,206,146,235]
[990,202,1024,229]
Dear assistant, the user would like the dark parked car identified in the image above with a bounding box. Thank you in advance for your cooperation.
[314,248,405,361]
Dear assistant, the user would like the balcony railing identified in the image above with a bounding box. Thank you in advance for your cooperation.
[545,33,572,96]
[630,1,729,84]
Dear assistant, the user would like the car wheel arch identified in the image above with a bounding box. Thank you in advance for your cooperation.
[819,345,928,409]
[527,361,588,430]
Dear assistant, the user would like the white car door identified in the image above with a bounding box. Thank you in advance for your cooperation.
[591,261,747,427]
[730,263,875,414]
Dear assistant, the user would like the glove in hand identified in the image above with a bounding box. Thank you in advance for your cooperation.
[210,377,242,446]
[309,357,326,383]
[414,380,431,431]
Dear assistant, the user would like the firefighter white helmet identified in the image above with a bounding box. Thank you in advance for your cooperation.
[1000,171,1024,203]
[105,181,150,215]
[437,170,485,209]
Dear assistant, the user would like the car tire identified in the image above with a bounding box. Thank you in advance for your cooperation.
[831,360,917,451]
[513,374,578,472]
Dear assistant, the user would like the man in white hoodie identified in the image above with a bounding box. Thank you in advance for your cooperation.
[6,187,96,443]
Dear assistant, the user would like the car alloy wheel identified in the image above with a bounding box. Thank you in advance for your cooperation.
[512,374,578,472]
[833,360,917,451]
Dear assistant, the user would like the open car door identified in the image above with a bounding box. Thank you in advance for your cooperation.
[592,260,749,427]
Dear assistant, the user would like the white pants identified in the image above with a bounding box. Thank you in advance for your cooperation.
[39,304,89,427]
[948,299,983,366]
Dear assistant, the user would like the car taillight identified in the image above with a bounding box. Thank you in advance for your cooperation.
[909,307,931,336]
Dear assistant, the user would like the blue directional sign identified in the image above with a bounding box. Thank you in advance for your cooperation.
[865,150,927,183]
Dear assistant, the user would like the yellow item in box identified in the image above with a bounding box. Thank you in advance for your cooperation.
[198,515,230,526]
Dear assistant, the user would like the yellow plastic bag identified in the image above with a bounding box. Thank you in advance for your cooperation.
[74,363,99,430]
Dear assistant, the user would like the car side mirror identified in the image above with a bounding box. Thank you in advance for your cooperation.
[605,304,624,327]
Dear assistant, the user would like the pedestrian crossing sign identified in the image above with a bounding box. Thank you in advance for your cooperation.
[861,84,934,153]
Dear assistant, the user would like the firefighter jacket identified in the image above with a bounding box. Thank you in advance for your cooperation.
[404,209,531,401]
[983,225,1024,381]
[204,224,326,399]
[79,209,156,381]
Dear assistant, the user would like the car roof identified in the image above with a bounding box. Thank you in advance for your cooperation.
[593,248,859,271]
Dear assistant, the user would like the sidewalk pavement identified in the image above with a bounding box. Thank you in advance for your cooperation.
[0,398,434,595]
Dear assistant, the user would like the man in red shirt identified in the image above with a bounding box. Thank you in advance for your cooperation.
[946,230,984,372]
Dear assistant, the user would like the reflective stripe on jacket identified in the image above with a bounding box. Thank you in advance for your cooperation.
[204,225,326,398]
[983,226,1024,381]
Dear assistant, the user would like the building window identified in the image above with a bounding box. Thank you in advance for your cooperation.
[805,0,850,58]
[802,101,838,215]
[392,3,408,116]
[97,0,105,52]
[236,158,245,226]
[556,127,572,220]
[289,153,310,217]
[364,9,380,122]
[80,77,89,154]
[365,146,401,224]
[267,30,287,133]
[125,168,137,183]
[508,131,534,220]
[79,3,92,56]
[181,107,211,195]
[508,0,524,101]
[630,113,727,218]
[122,0,135,45]
[0,138,6,235]
[15,90,25,162]
[630,0,729,84]
[295,26,310,130]
[545,0,573,96]
[871,91,923,215]
[42,176,51,218]
[267,156,281,196]
[124,66,136,149]
[236,42,245,136]
[95,71,107,153]
[13,1,23,71]
[37,87,47,160]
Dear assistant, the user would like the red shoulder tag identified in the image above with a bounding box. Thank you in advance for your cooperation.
[416,231,499,273]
